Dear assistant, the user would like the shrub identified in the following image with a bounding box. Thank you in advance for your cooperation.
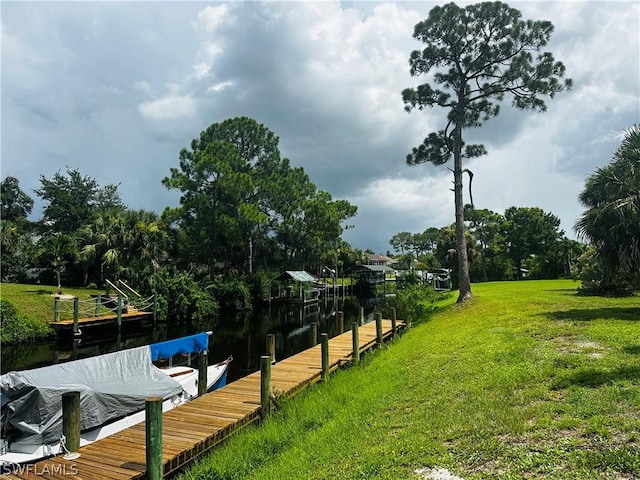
[209,275,252,311]
[0,300,53,343]
[148,269,219,322]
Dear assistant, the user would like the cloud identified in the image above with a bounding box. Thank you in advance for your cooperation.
[138,94,197,121]
[1,1,638,255]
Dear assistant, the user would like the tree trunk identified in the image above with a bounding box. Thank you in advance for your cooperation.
[454,99,472,303]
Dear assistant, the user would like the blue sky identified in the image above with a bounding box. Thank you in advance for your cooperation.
[2,1,638,254]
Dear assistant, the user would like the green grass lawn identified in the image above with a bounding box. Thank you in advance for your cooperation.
[178,279,640,480]
[0,283,106,343]
[1,282,104,322]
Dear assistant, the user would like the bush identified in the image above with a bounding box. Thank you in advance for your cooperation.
[209,275,252,311]
[148,269,219,322]
[0,300,53,343]
[574,246,637,296]
[392,283,448,323]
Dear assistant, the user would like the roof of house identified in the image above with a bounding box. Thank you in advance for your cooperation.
[364,253,395,263]
[353,265,395,273]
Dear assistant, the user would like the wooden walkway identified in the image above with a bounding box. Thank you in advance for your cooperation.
[2,320,402,480]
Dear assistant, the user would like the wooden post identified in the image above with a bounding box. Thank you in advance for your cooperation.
[391,307,397,335]
[310,322,317,346]
[62,391,80,453]
[260,356,271,418]
[198,351,208,397]
[352,321,360,365]
[72,297,79,335]
[152,293,158,321]
[94,294,101,317]
[266,334,276,364]
[359,306,364,325]
[375,312,383,346]
[117,296,123,328]
[145,397,163,480]
[54,297,60,322]
[338,311,344,334]
[321,333,329,382]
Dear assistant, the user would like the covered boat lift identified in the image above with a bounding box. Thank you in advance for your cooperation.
[271,271,321,303]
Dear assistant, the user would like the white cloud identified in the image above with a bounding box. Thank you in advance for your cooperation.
[138,94,196,121]
[208,81,234,93]
[196,5,231,33]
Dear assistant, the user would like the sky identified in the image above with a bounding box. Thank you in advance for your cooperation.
[2,1,638,255]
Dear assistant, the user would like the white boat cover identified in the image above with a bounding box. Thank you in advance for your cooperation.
[1,346,182,445]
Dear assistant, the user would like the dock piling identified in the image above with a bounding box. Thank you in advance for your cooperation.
[62,391,80,453]
[375,312,383,346]
[391,307,397,335]
[310,322,317,346]
[198,351,208,397]
[54,297,60,322]
[72,297,79,335]
[117,296,123,328]
[267,334,276,364]
[352,321,360,364]
[260,356,271,419]
[338,311,344,334]
[321,333,329,382]
[145,397,163,480]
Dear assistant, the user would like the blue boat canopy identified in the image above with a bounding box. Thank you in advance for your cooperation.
[150,332,209,361]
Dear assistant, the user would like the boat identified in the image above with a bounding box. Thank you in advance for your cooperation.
[0,332,232,466]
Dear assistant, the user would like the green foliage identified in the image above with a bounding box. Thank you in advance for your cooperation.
[1,221,39,283]
[573,246,637,296]
[575,125,640,283]
[164,117,356,276]
[149,268,219,323]
[0,300,52,344]
[1,176,34,221]
[246,271,273,301]
[394,283,445,323]
[35,167,124,235]
[208,275,252,312]
[503,206,564,279]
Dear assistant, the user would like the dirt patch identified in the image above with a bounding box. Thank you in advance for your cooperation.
[50,293,75,299]
[415,467,465,480]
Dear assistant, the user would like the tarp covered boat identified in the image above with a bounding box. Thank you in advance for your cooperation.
[0,332,231,465]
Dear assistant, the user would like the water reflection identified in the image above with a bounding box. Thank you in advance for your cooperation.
[1,295,386,381]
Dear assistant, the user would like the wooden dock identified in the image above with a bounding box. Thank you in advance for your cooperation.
[2,319,402,480]
[49,311,154,332]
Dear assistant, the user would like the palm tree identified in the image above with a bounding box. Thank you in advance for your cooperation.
[574,125,640,284]
[39,234,77,293]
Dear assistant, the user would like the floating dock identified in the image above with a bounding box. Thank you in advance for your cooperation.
[3,319,402,480]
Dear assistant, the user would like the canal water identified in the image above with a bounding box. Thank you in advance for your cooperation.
[1,294,387,382]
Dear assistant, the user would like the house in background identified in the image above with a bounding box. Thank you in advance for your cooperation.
[364,253,395,267]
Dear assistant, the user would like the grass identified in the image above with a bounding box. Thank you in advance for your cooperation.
[0,283,105,343]
[177,279,640,480]
[0,282,104,322]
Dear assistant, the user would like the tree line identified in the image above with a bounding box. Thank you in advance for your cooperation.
[389,206,584,284]
[0,117,362,321]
